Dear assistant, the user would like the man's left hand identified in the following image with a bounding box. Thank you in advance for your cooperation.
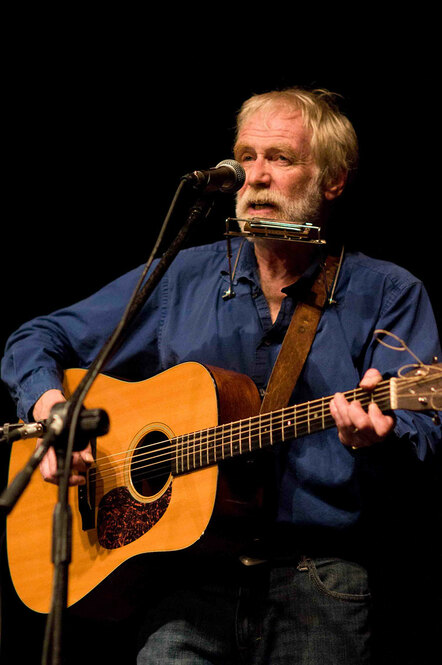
[329,368,395,449]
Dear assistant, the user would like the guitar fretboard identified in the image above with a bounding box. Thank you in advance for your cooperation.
[173,381,392,475]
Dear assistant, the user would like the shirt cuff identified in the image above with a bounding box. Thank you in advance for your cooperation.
[17,370,65,422]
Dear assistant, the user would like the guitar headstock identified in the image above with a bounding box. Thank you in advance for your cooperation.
[394,362,442,412]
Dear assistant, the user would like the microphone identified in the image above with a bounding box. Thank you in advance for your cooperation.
[183,159,246,193]
[0,421,45,444]
[0,407,109,446]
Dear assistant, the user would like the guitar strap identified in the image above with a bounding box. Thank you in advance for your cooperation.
[260,251,342,414]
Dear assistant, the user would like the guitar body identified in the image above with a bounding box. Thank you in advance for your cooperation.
[6,362,261,614]
[7,356,440,616]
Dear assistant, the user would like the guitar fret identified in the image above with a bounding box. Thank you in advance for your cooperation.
[184,433,189,472]
[174,435,179,474]
[207,429,211,465]
[199,430,203,467]
[310,406,321,433]
[211,430,215,465]
[226,423,230,458]
[205,429,210,466]
[211,428,217,464]
[233,422,240,456]
[170,373,408,477]
[211,428,216,463]
[181,435,185,474]
[287,410,295,439]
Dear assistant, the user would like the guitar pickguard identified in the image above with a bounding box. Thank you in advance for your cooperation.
[97,485,172,549]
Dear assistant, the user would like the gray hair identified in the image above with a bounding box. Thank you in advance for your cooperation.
[236,87,359,188]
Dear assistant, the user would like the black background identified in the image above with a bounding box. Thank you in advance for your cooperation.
[1,21,441,664]
[1,61,441,424]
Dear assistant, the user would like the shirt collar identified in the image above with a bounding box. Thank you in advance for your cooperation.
[220,237,323,296]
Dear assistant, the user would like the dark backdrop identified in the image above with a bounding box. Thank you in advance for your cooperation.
[1,65,440,423]
[1,42,441,664]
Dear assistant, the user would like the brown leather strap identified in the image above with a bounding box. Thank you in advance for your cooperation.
[260,254,340,414]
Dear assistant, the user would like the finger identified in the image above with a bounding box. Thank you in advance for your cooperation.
[345,402,394,448]
[332,394,371,433]
[348,400,373,432]
[39,446,92,485]
[330,395,364,446]
[330,395,375,447]
[367,402,395,438]
[67,472,87,486]
[39,446,59,484]
[331,374,394,450]
[359,368,383,391]
[329,393,353,429]
[72,450,94,470]
[342,400,374,446]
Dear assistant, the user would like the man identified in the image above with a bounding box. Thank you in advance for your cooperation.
[2,87,441,664]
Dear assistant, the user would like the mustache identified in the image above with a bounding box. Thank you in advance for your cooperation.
[236,192,282,211]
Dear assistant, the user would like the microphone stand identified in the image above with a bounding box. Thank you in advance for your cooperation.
[29,189,213,665]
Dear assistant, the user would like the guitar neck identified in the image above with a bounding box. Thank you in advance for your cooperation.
[173,379,393,475]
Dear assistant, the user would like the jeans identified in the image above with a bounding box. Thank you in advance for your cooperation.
[136,555,372,665]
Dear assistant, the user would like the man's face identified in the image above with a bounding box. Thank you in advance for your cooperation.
[234,106,323,224]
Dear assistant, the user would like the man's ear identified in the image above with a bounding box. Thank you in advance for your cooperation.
[323,171,347,201]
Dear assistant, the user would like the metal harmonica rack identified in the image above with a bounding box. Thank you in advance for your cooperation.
[224,217,326,245]
[222,217,326,300]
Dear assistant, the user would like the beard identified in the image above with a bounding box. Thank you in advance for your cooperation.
[235,176,323,226]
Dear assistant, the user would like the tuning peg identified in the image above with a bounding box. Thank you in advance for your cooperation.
[432,412,441,425]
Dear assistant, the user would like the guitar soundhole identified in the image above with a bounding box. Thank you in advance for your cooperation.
[131,429,171,498]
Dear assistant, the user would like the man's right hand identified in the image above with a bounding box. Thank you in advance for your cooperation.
[33,389,94,485]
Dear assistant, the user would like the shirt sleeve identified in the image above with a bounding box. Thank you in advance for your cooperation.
[361,277,442,460]
[1,264,166,421]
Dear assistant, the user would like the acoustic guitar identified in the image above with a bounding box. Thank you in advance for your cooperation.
[6,360,442,614]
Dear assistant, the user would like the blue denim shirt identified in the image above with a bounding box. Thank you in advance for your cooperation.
[2,238,441,531]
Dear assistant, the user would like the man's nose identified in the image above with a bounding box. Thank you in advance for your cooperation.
[245,156,271,188]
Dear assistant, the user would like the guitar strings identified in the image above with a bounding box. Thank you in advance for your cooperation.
[88,383,393,480]
[85,381,396,486]
[90,392,393,487]
[78,364,441,482]
[83,368,439,492]
[88,385,388,476]
[128,394,393,485]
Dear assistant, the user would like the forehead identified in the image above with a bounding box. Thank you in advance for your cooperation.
[235,106,312,153]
